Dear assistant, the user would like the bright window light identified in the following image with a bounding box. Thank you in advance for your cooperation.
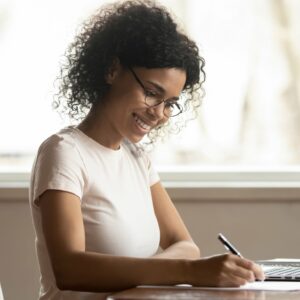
[1,0,300,173]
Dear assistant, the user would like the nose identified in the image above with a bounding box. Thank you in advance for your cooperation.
[147,102,165,120]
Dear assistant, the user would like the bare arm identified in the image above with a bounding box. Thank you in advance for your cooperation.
[39,190,189,292]
[40,190,264,293]
[150,181,200,259]
[148,182,265,285]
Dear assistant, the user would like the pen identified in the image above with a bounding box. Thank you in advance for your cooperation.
[218,233,243,258]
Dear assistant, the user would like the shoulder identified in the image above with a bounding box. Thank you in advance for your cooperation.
[37,126,87,161]
[39,126,77,152]
[122,140,153,170]
[35,126,85,170]
[122,139,144,157]
[122,140,160,186]
[122,139,149,163]
[31,127,87,204]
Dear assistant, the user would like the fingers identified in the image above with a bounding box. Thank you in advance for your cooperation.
[235,257,265,281]
[197,254,265,287]
[200,255,249,287]
[218,254,265,286]
[221,255,254,285]
[231,265,255,283]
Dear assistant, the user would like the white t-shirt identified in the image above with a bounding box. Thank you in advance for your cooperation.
[29,126,161,300]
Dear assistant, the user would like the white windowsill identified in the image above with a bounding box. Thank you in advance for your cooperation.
[1,168,300,201]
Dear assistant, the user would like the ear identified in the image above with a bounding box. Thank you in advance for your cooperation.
[106,58,121,84]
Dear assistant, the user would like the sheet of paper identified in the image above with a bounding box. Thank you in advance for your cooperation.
[140,281,300,291]
[241,281,300,291]
[271,258,300,262]
[256,258,300,265]
[176,281,300,291]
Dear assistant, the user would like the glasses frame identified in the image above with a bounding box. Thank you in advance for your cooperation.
[129,67,183,117]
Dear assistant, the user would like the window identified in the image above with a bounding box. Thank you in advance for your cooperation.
[152,0,300,169]
[1,0,300,175]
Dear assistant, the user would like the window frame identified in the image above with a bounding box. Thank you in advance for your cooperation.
[1,168,300,201]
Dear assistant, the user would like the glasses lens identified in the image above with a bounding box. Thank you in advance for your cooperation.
[165,102,182,117]
[145,96,183,117]
[145,94,160,107]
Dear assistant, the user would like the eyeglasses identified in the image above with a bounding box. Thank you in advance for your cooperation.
[129,67,183,117]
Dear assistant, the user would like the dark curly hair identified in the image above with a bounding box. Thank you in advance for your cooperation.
[54,0,206,144]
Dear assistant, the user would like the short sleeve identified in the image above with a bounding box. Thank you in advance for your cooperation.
[31,134,86,206]
[141,151,160,186]
[148,158,160,186]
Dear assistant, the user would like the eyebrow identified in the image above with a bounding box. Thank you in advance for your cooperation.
[145,80,180,101]
[145,80,165,94]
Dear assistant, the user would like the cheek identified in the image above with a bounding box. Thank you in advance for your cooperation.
[156,116,169,127]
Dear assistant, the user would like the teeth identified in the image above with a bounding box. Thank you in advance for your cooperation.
[133,114,151,131]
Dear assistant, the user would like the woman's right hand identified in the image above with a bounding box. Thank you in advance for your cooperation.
[186,253,265,287]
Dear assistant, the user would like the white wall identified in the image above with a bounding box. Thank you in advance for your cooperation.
[1,189,300,300]
[175,199,300,259]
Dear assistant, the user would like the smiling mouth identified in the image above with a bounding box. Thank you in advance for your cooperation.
[133,113,152,131]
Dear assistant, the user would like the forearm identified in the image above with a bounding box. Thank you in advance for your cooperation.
[54,251,189,292]
[152,241,201,260]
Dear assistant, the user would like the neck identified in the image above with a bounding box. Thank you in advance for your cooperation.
[77,105,122,150]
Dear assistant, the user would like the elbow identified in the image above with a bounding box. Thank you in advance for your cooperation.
[171,239,201,259]
[195,244,201,258]
[56,279,69,291]
[53,265,73,291]
[180,240,201,259]
[55,274,73,291]
[55,270,83,291]
[51,256,80,291]
[189,241,201,259]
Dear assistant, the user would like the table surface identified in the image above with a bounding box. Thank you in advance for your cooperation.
[107,285,300,300]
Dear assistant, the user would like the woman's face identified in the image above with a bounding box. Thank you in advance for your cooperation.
[101,65,186,145]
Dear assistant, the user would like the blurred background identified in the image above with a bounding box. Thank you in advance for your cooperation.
[1,0,300,172]
[1,1,300,299]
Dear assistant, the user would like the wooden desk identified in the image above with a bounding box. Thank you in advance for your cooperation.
[107,285,300,300]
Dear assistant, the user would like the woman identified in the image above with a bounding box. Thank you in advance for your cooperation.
[29,1,264,299]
